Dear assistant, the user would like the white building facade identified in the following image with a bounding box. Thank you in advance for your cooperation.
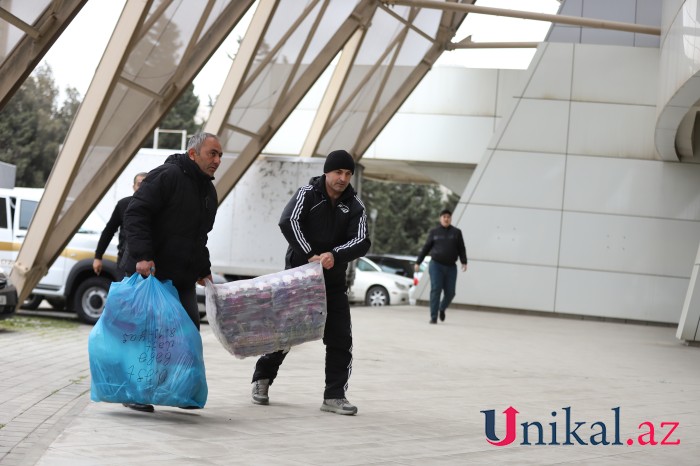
[405,2,700,342]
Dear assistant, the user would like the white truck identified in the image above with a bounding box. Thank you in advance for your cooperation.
[0,187,119,324]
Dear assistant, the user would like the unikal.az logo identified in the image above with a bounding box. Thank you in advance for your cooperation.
[481,407,680,446]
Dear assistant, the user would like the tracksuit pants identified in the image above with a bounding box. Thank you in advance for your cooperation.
[252,288,353,399]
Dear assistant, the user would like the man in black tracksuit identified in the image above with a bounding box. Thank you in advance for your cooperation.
[416,209,467,324]
[121,132,222,413]
[251,149,370,416]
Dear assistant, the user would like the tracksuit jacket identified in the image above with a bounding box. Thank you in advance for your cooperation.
[278,174,371,290]
[253,174,370,399]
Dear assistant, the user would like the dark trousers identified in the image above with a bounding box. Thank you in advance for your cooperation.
[428,260,457,320]
[174,284,200,330]
[252,288,353,399]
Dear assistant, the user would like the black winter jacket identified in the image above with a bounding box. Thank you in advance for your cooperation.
[123,153,218,287]
[279,175,370,290]
[95,195,131,261]
[417,224,467,267]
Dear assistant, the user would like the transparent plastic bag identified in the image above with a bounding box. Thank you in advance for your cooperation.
[205,262,327,358]
[88,274,207,408]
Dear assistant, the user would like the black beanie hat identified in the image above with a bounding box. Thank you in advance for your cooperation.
[324,150,355,174]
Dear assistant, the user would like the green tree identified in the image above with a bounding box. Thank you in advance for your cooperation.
[362,179,458,255]
[0,64,79,187]
[142,84,201,150]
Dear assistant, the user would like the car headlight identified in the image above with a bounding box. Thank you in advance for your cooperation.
[395,282,408,290]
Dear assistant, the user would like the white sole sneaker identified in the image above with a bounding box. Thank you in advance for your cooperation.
[320,399,357,415]
[252,396,269,405]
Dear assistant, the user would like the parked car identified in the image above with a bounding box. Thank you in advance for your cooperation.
[2,187,120,324]
[367,254,431,285]
[0,268,18,320]
[413,256,431,285]
[349,257,413,306]
[409,256,430,305]
[365,254,417,279]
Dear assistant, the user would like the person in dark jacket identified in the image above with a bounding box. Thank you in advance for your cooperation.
[251,149,370,416]
[121,131,222,413]
[415,209,467,324]
[92,172,147,278]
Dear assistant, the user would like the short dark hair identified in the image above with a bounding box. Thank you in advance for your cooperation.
[133,172,148,184]
[440,209,452,216]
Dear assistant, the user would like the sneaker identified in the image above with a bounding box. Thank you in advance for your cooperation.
[252,379,270,405]
[122,403,154,413]
[320,398,358,415]
[439,310,445,322]
[429,319,437,324]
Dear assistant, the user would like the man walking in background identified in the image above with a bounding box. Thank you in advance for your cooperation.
[415,208,467,324]
[93,172,147,278]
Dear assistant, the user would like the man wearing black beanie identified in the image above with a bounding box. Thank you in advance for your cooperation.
[251,149,370,415]
[323,149,356,174]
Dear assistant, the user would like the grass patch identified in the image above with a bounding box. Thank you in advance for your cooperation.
[0,315,80,331]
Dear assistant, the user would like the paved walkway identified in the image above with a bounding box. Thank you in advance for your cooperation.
[1,305,699,465]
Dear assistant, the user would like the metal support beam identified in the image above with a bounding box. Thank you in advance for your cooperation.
[356,11,415,147]
[10,0,148,303]
[300,23,365,158]
[0,7,41,38]
[354,14,459,157]
[449,37,538,49]
[383,0,661,36]
[0,0,87,111]
[212,0,378,203]
[377,2,435,43]
[319,18,413,152]
[205,0,278,137]
[44,0,256,268]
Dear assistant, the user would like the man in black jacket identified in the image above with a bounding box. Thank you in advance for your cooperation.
[251,149,370,416]
[93,172,147,278]
[415,209,467,324]
[121,131,222,413]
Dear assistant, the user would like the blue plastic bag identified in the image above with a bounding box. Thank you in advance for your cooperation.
[88,274,207,408]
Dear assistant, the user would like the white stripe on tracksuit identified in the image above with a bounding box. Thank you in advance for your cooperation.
[289,186,313,254]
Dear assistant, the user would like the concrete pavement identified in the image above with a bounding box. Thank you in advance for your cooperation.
[1,304,700,465]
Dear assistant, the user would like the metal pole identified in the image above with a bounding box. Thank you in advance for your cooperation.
[383,0,661,36]
[449,40,539,50]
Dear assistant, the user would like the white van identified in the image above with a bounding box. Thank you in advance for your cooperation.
[0,187,119,324]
